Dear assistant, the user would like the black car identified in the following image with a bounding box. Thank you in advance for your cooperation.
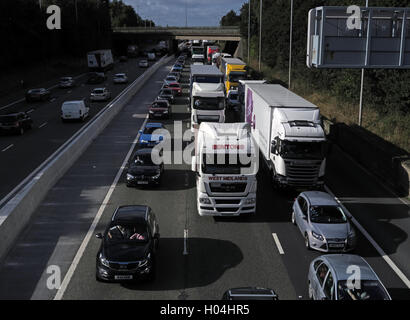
[126,148,164,186]
[96,205,160,282]
[119,56,128,62]
[157,88,175,104]
[222,287,279,300]
[0,112,33,135]
[25,88,50,102]
[87,72,106,84]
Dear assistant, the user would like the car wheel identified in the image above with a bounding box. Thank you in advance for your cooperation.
[305,233,311,250]
[308,281,314,300]
[291,211,296,225]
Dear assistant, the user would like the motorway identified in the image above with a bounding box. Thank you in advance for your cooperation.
[0,57,409,300]
[0,55,158,201]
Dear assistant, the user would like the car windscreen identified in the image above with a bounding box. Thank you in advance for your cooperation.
[160,90,172,95]
[143,126,160,134]
[309,206,347,224]
[93,89,104,94]
[337,280,390,300]
[106,223,148,242]
[152,102,168,108]
[168,83,179,88]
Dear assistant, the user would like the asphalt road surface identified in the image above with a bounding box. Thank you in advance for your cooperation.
[0,55,159,201]
[0,58,409,300]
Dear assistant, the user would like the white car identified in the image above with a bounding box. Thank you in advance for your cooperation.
[147,53,156,61]
[113,73,128,84]
[90,88,111,102]
[139,59,149,68]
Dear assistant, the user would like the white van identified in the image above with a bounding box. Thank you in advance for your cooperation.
[61,99,90,122]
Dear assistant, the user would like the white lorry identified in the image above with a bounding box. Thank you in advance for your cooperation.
[244,84,327,189]
[190,65,225,131]
[87,49,114,71]
[191,122,258,216]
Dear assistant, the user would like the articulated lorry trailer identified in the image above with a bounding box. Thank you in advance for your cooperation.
[244,84,327,189]
[191,122,258,216]
[219,58,247,96]
[190,65,226,131]
[87,49,114,72]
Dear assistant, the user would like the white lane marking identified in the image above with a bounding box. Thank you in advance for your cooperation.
[54,115,149,300]
[183,229,189,255]
[1,144,14,152]
[26,108,35,114]
[0,98,25,111]
[39,122,47,129]
[272,233,285,255]
[325,185,410,289]
[50,98,56,102]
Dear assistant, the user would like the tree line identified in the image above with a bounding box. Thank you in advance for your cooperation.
[0,0,152,70]
[220,0,410,127]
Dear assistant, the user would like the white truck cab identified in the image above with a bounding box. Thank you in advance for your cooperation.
[190,65,225,131]
[191,122,258,216]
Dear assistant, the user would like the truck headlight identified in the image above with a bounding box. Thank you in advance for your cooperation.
[245,198,256,205]
[149,110,154,113]
[311,231,324,241]
[199,198,211,205]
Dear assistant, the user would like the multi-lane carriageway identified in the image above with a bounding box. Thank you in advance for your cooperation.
[0,57,409,300]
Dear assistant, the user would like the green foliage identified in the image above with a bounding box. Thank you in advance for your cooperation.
[220,0,410,150]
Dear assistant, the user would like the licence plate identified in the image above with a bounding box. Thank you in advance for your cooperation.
[114,275,133,280]
[138,181,148,185]
[329,244,345,248]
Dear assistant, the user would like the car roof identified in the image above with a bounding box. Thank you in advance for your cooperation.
[112,205,149,223]
[146,122,163,128]
[302,191,338,206]
[318,255,378,281]
[115,73,125,76]
[93,87,106,90]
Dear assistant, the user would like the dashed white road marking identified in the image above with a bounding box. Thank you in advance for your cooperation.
[272,233,284,255]
[1,144,14,152]
[54,115,149,300]
[39,122,48,128]
[325,185,410,289]
[26,108,35,114]
[183,229,189,255]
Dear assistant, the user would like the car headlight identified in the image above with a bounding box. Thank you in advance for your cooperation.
[127,173,135,180]
[199,198,211,205]
[140,140,148,143]
[139,253,151,267]
[348,229,356,238]
[99,253,109,267]
[311,231,324,241]
[152,172,161,179]
[245,198,256,205]
[149,110,154,113]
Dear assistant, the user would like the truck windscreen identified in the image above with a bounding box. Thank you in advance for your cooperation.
[202,154,252,175]
[193,97,224,110]
[192,48,204,55]
[193,76,221,84]
[228,72,247,83]
[280,141,326,160]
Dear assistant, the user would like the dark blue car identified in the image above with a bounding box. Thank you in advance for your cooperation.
[138,123,165,147]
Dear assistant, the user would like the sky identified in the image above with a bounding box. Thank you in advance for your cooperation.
[122,0,244,27]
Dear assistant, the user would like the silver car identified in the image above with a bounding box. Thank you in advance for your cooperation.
[163,75,178,86]
[90,87,111,102]
[292,191,356,252]
[113,73,128,84]
[308,254,391,300]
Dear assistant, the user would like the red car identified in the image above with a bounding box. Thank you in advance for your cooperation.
[149,99,172,119]
[163,82,182,96]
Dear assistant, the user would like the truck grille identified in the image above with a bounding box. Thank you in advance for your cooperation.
[284,160,321,186]
[214,199,241,205]
[197,115,220,123]
[209,183,247,193]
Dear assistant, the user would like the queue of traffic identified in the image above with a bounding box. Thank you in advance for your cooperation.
[92,42,392,300]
